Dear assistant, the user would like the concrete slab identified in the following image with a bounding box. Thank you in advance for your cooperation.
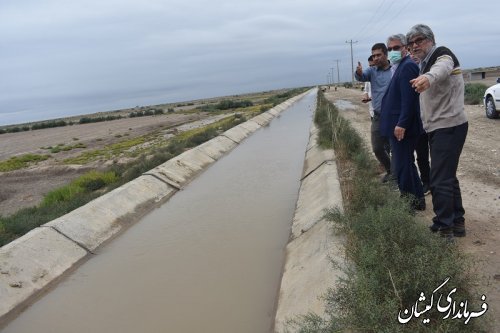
[291,159,343,240]
[0,227,87,322]
[194,136,238,161]
[267,108,281,117]
[309,123,319,137]
[221,123,254,143]
[145,148,216,188]
[274,220,345,332]
[306,130,319,152]
[250,112,274,127]
[46,175,176,252]
[302,145,335,179]
[274,105,286,113]
[238,120,261,133]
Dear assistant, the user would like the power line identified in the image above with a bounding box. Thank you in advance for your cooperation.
[363,0,411,40]
[334,59,340,83]
[352,0,388,40]
[345,40,358,84]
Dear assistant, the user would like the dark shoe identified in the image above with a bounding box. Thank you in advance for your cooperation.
[453,219,466,237]
[429,222,448,233]
[412,197,426,211]
[430,223,454,240]
[422,183,430,195]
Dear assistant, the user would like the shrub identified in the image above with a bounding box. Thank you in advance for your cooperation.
[0,192,100,246]
[464,83,487,105]
[31,120,67,130]
[41,171,119,206]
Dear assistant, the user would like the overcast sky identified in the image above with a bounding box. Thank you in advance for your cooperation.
[1,0,499,126]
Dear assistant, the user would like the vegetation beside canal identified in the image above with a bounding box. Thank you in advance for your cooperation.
[285,91,488,332]
[0,115,247,246]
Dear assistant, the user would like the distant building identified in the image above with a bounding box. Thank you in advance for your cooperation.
[463,66,500,82]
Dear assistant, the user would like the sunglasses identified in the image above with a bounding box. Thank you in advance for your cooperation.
[387,45,403,52]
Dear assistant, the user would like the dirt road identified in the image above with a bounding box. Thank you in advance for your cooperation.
[324,86,500,329]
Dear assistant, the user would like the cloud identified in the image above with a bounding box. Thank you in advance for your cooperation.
[1,0,499,125]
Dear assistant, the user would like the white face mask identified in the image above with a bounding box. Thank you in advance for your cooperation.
[388,50,402,64]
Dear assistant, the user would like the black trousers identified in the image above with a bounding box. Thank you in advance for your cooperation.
[428,122,468,227]
[415,133,430,185]
[390,135,424,198]
[370,116,391,173]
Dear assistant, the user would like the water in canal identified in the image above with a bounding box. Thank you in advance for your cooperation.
[2,91,317,333]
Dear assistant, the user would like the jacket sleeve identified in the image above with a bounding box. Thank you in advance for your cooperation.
[397,62,420,129]
[423,56,454,86]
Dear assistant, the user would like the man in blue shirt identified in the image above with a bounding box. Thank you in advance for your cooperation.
[355,43,393,182]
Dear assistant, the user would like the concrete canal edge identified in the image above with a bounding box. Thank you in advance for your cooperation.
[273,111,346,332]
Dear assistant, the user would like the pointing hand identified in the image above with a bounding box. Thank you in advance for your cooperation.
[410,75,430,93]
[356,61,362,75]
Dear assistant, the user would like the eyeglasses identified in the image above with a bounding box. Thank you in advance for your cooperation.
[407,37,426,48]
[387,45,402,52]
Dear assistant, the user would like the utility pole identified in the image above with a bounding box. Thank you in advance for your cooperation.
[330,67,335,85]
[345,40,358,85]
[334,59,340,83]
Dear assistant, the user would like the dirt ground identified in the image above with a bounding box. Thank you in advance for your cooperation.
[324,86,500,329]
[0,112,220,216]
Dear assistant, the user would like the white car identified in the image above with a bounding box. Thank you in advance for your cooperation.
[484,78,500,119]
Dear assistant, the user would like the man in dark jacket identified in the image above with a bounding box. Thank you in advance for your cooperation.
[380,33,425,210]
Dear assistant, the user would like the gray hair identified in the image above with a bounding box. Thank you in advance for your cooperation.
[387,34,407,46]
[406,24,435,45]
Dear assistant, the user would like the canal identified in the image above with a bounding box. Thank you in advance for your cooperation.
[1,91,317,333]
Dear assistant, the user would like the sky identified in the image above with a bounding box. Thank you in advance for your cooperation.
[1,0,499,126]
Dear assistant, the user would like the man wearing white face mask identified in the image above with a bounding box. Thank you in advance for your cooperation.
[380,34,425,211]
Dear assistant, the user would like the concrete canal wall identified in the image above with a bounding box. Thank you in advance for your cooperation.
[273,117,345,332]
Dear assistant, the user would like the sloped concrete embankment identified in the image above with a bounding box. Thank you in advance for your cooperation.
[0,91,311,326]
[274,118,346,332]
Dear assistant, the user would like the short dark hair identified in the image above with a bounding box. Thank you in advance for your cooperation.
[372,43,388,55]
[368,55,374,62]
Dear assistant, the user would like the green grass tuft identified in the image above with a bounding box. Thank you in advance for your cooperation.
[0,154,50,172]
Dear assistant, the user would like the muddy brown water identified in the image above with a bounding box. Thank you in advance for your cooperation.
[1,91,317,333]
